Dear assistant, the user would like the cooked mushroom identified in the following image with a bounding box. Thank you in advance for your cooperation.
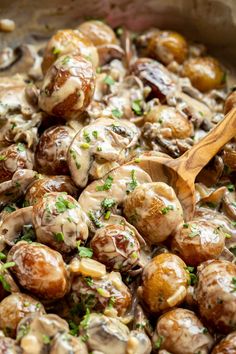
[7,241,70,300]
[32,192,88,253]
[152,308,213,354]
[78,21,118,47]
[39,55,96,120]
[211,331,236,354]
[0,261,20,302]
[0,336,22,353]
[50,332,88,354]
[68,118,140,188]
[97,45,125,66]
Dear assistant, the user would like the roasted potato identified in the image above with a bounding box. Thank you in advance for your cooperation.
[78,20,118,46]
[212,331,236,354]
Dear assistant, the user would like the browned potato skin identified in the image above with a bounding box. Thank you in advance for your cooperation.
[90,224,140,272]
[78,20,118,46]
[7,241,70,300]
[35,126,74,175]
[182,56,224,92]
[145,105,193,139]
[212,331,236,354]
[39,55,95,120]
[0,144,34,183]
[41,29,98,74]
[224,91,236,115]
[147,31,188,65]
[153,308,214,354]
[195,260,236,333]
[25,175,78,206]
[140,253,189,313]
[0,293,45,337]
[171,220,225,266]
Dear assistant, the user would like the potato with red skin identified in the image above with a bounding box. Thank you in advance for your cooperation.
[182,56,225,92]
[90,224,141,272]
[224,90,236,115]
[0,293,45,337]
[147,31,188,65]
[212,331,236,354]
[171,220,225,266]
[24,175,78,206]
[153,308,214,354]
[195,259,236,333]
[41,29,99,74]
[123,182,183,244]
[39,55,95,120]
[0,143,34,183]
[78,20,118,46]
[139,253,189,313]
[32,192,88,253]
[7,241,70,300]
[35,126,75,175]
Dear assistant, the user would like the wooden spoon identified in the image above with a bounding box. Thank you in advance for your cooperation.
[137,107,236,220]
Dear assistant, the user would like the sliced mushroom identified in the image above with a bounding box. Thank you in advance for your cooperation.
[0,260,20,301]
[97,45,124,66]
[68,118,140,188]
[0,47,20,71]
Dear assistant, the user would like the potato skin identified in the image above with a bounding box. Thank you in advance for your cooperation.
[212,331,236,354]
[35,126,74,175]
[0,293,45,337]
[123,182,183,244]
[78,20,118,46]
[25,175,78,206]
[195,260,236,333]
[147,31,188,65]
[153,308,214,354]
[171,220,225,266]
[90,224,140,272]
[0,143,34,183]
[182,56,224,92]
[7,241,70,300]
[39,55,95,120]
[140,253,189,313]
[41,29,98,74]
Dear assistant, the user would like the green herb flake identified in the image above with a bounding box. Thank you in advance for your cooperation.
[112,108,122,118]
[161,205,174,215]
[81,334,89,342]
[126,170,138,194]
[2,262,15,270]
[188,224,200,238]
[55,195,76,213]
[134,157,141,163]
[62,56,70,65]
[227,184,235,192]
[97,146,102,152]
[103,75,115,86]
[202,327,208,334]
[84,276,94,287]
[132,99,143,116]
[96,67,101,74]
[83,130,91,143]
[80,308,90,330]
[68,320,79,336]
[77,243,93,258]
[186,266,197,286]
[92,130,98,139]
[0,274,11,292]
[183,223,189,228]
[116,27,123,36]
[199,111,204,117]
[0,252,6,260]
[104,211,111,220]
[231,277,236,292]
[3,205,16,213]
[108,296,116,308]
[88,210,104,229]
[101,198,116,210]
[96,175,113,191]
[0,155,6,161]
[52,47,61,56]
[154,335,163,349]
[54,232,64,242]
[17,143,25,152]
[42,334,51,344]
[80,142,90,149]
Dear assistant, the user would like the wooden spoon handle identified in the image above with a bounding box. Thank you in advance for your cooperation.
[173,107,236,181]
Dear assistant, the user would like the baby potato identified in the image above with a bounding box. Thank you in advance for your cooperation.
[24,175,78,206]
[171,220,225,266]
[78,20,118,46]
[153,308,213,354]
[182,56,225,92]
[147,30,188,65]
[90,224,140,272]
[41,29,99,74]
[224,90,236,115]
[145,105,194,139]
[39,55,95,120]
[7,241,70,300]
[0,293,45,337]
[123,182,183,244]
[195,259,236,333]
[35,126,75,175]
[0,143,34,183]
[212,331,236,354]
[32,192,88,253]
[139,253,189,313]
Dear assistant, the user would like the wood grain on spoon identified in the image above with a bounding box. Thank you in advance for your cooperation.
[138,106,236,220]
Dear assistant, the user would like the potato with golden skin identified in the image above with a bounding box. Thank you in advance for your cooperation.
[212,331,236,354]
[139,253,189,313]
[0,293,45,337]
[35,126,75,175]
[7,241,70,300]
[41,29,99,74]
[147,31,188,65]
[171,220,225,266]
[153,308,214,354]
[39,55,95,120]
[182,56,225,92]
[90,224,141,272]
[24,175,78,206]
[78,20,118,46]
[145,105,194,140]
[32,192,88,253]
[123,182,183,244]
[0,143,34,183]
[195,260,236,333]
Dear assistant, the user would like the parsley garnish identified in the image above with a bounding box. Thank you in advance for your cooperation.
[3,204,16,213]
[68,320,79,336]
[186,266,197,286]
[0,262,16,292]
[101,198,116,210]
[55,195,76,213]
[161,205,174,215]
[92,130,98,139]
[52,47,61,56]
[96,175,113,191]
[88,210,104,228]
[183,223,189,228]
[154,335,163,349]
[231,277,236,292]
[188,224,200,238]
[103,75,115,86]
[84,276,93,287]
[0,155,6,161]
[126,170,138,194]
[132,100,143,116]
[62,56,70,65]
[53,232,64,242]
[17,143,25,152]
[81,334,89,342]
[77,242,93,258]
[108,296,116,308]
[80,308,90,329]
[112,108,122,118]
[227,184,235,192]
[80,142,90,149]
[0,253,6,260]
[42,335,51,344]
[69,149,81,170]
[83,130,91,143]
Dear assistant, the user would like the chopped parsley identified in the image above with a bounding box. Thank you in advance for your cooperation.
[0,252,6,260]
[112,108,122,118]
[77,242,93,258]
[188,224,200,238]
[42,334,51,344]
[92,130,98,139]
[52,47,61,56]
[17,143,25,152]
[62,56,70,65]
[101,198,116,210]
[126,170,138,194]
[104,211,111,220]
[69,149,81,170]
[231,277,236,292]
[3,204,16,213]
[227,184,235,192]
[88,210,104,228]
[103,75,115,86]
[0,155,6,161]
[0,262,16,292]
[83,130,91,143]
[96,175,113,191]
[53,232,64,242]
[134,157,141,163]
[55,195,76,213]
[186,266,197,286]
[84,276,93,287]
[161,205,174,215]
[183,223,189,228]
[154,335,163,349]
[108,296,116,308]
[20,225,36,243]
[132,99,143,116]
[80,308,90,330]
[81,334,89,342]
[80,142,90,149]
[68,320,79,336]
